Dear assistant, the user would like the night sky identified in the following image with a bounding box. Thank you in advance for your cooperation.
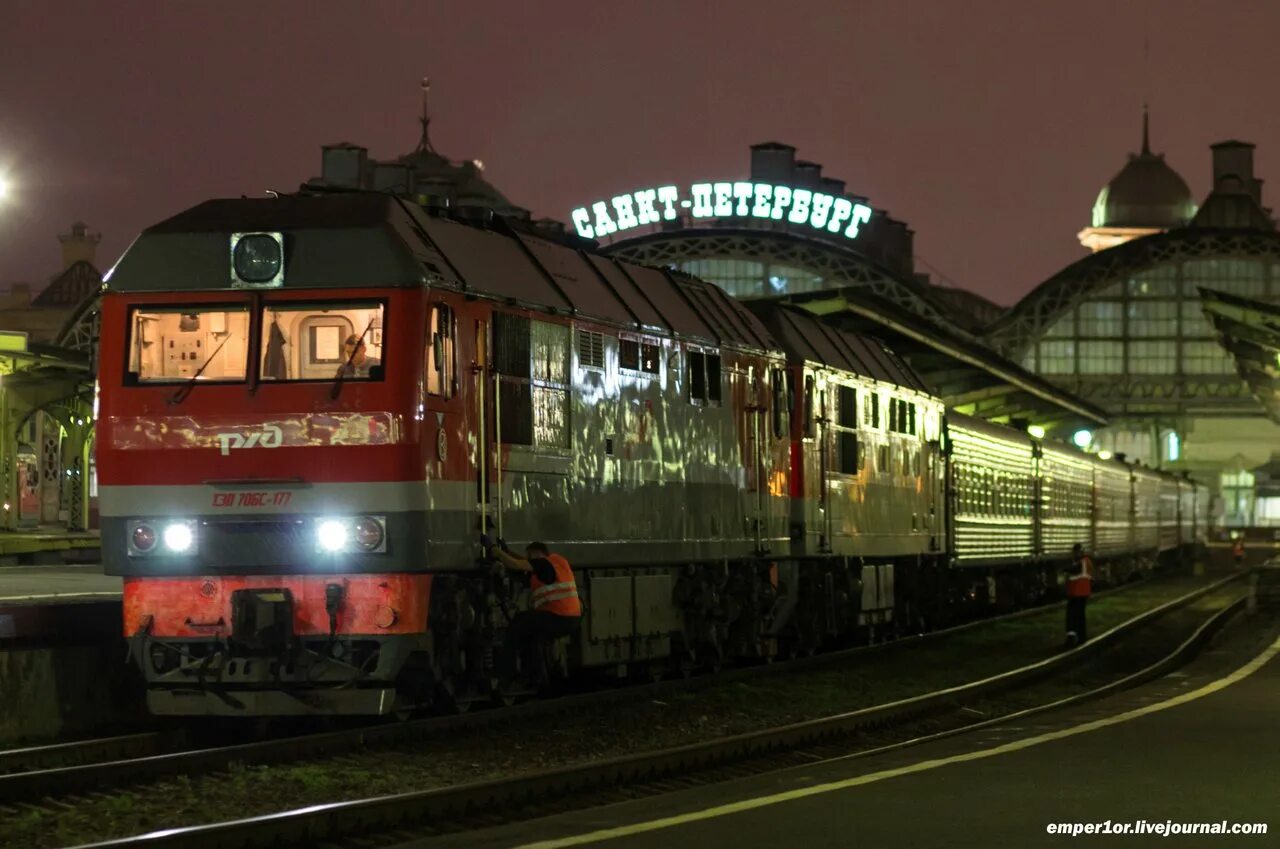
[2,1,1278,305]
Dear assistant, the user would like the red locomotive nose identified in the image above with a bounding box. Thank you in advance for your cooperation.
[132,524,157,552]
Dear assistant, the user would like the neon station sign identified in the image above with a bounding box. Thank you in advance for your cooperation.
[570,182,874,242]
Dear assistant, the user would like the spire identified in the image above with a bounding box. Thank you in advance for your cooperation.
[1141,105,1151,155]
[416,76,435,154]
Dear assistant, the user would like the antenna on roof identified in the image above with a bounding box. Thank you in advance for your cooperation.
[417,76,435,154]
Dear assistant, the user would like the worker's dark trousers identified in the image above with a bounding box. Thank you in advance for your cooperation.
[1066,596,1088,644]
[500,611,581,679]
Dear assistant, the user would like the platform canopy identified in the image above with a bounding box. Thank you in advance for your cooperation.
[755,288,1109,431]
[1200,287,1280,422]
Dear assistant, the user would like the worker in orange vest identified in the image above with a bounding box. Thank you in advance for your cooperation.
[1232,537,1246,567]
[1064,543,1094,647]
[483,535,582,686]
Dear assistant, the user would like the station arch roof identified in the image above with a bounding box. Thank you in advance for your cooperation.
[604,227,960,333]
[988,227,1280,358]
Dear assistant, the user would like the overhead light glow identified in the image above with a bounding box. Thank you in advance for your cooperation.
[1027,425,1046,439]
[1072,429,1093,449]
[1098,450,1113,460]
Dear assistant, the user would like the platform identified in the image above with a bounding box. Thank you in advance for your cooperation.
[0,529,99,562]
[0,564,120,644]
[409,613,1280,849]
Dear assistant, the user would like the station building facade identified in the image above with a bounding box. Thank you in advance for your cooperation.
[990,126,1280,527]
[0,222,100,532]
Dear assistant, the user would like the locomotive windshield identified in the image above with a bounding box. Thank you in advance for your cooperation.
[124,301,386,384]
[260,301,385,381]
[127,305,250,383]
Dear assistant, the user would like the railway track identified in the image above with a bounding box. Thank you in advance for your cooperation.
[1,572,1249,849]
[0,570,1228,803]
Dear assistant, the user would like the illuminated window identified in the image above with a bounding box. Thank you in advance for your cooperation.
[1078,341,1123,374]
[427,303,455,397]
[128,305,250,383]
[1127,300,1177,336]
[1220,470,1256,526]
[1180,301,1214,338]
[1128,340,1175,374]
[1182,341,1233,374]
[1037,340,1076,374]
[1077,302,1123,336]
[1127,269,1178,298]
[260,301,385,382]
[1183,259,1265,297]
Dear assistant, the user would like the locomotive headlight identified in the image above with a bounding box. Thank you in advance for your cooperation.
[314,516,386,553]
[162,521,195,554]
[316,519,348,553]
[353,516,386,551]
[130,522,158,554]
[230,232,284,287]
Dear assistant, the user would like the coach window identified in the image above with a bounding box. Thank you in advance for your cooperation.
[259,301,385,382]
[128,305,250,383]
[427,303,456,398]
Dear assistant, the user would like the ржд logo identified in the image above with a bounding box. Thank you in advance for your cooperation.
[216,424,283,456]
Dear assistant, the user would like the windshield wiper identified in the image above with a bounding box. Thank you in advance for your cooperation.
[329,318,376,401]
[167,335,234,405]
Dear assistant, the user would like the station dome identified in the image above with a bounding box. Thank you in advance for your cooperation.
[1090,113,1196,229]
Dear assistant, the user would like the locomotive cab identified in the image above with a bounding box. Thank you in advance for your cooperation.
[98,196,449,715]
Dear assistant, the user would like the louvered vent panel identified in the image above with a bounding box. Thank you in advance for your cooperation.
[578,330,605,369]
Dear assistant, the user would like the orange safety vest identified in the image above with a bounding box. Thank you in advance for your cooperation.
[1066,555,1093,598]
[531,553,582,617]
[1233,539,1245,557]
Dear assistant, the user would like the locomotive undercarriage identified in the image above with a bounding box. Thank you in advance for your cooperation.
[131,549,1177,717]
[132,631,428,716]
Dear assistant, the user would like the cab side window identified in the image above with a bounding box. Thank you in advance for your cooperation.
[428,303,456,398]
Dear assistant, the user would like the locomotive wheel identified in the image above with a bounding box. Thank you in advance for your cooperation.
[437,677,473,714]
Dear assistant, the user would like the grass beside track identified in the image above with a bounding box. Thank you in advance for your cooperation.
[3,568,1234,849]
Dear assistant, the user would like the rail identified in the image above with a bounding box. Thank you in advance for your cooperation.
[67,576,1251,849]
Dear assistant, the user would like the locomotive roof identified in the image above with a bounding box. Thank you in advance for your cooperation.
[105,192,775,352]
[748,303,932,393]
